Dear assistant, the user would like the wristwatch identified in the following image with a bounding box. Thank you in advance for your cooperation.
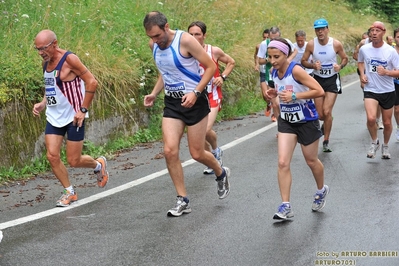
[221,74,227,81]
[193,90,201,97]
[80,107,88,113]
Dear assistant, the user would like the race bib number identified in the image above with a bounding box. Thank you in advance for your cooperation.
[368,64,379,73]
[45,87,59,106]
[165,82,186,98]
[318,63,333,76]
[280,103,305,123]
[368,59,387,74]
[319,69,332,75]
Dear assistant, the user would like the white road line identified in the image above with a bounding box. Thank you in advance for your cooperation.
[0,79,358,230]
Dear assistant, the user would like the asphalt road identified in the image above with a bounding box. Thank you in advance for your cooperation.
[0,74,398,266]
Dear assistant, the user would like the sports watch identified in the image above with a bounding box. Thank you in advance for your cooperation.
[193,90,201,97]
[80,107,88,113]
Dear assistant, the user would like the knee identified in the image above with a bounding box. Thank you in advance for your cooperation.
[164,146,179,161]
[190,148,203,161]
[46,152,60,165]
[278,159,290,171]
[366,117,376,125]
[323,109,332,118]
[67,157,80,167]
[306,158,319,169]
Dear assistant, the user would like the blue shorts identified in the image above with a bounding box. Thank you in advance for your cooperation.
[45,121,85,141]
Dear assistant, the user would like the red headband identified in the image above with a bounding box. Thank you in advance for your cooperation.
[370,25,386,31]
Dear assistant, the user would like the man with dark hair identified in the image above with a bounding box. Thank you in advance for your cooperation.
[143,11,231,217]
[301,18,348,152]
[254,28,272,116]
[188,21,235,175]
[293,30,313,74]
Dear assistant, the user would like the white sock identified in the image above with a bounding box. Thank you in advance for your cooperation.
[282,202,290,207]
[316,187,325,194]
[94,162,101,171]
[65,185,74,194]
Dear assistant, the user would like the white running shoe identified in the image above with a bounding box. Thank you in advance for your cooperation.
[377,119,384,130]
[381,144,391,159]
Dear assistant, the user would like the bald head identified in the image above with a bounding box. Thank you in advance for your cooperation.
[370,21,386,32]
[35,30,57,43]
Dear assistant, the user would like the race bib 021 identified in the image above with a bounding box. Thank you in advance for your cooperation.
[280,103,305,123]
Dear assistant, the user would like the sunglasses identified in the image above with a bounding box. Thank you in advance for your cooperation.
[34,39,55,52]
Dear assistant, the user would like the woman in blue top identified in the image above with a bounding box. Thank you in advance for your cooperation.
[265,37,328,220]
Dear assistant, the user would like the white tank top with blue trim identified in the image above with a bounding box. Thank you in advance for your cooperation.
[153,30,201,98]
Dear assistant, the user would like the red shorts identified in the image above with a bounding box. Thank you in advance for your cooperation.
[208,86,222,110]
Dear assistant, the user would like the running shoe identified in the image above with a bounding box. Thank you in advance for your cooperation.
[273,203,294,220]
[216,167,230,199]
[56,189,78,207]
[203,166,214,175]
[381,144,391,159]
[203,147,223,175]
[366,140,380,159]
[271,114,277,122]
[322,140,332,152]
[167,196,192,217]
[377,119,384,130]
[265,104,271,117]
[95,156,109,187]
[311,185,330,212]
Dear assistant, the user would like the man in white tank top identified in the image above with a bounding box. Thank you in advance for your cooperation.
[32,30,109,207]
[301,18,348,153]
[143,12,231,217]
[293,30,313,74]
[188,21,235,175]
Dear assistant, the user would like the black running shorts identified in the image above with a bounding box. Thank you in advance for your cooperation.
[363,90,395,110]
[313,73,342,94]
[163,91,210,126]
[395,83,399,106]
[278,116,322,146]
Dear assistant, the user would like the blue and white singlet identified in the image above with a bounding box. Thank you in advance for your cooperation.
[153,30,201,99]
[272,62,319,123]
